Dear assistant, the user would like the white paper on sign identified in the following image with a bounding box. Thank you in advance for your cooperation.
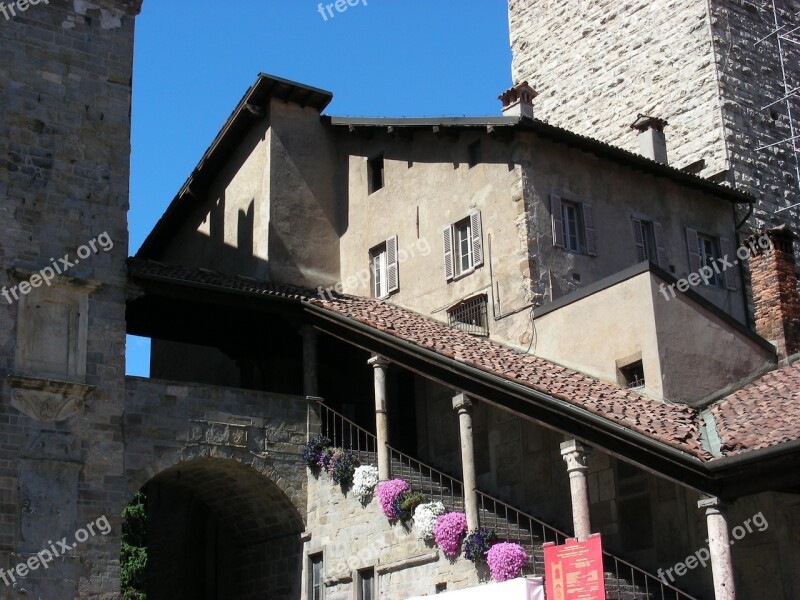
[405,577,544,600]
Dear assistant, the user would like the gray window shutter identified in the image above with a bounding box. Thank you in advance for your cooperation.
[686,228,701,274]
[443,226,454,282]
[470,210,484,267]
[386,235,399,293]
[551,194,564,248]
[631,218,646,262]
[720,236,737,290]
[582,202,597,256]
[653,221,668,268]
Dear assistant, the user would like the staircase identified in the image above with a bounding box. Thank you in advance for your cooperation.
[316,402,700,600]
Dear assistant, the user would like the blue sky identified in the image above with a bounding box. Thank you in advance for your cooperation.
[126,0,513,376]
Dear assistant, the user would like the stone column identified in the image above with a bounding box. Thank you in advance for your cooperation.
[698,496,736,600]
[560,439,592,541]
[301,326,319,397]
[453,392,479,531]
[368,355,391,480]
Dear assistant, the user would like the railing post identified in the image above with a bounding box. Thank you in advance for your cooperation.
[453,392,479,531]
[368,354,391,480]
[698,496,736,600]
[560,439,592,541]
[301,325,319,397]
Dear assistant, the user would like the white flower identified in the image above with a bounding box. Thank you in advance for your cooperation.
[413,501,446,540]
[351,465,380,504]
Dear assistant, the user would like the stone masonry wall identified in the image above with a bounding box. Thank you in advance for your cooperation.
[508,0,800,244]
[0,1,139,598]
[304,470,484,600]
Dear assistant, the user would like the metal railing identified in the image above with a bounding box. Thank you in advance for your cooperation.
[314,401,699,600]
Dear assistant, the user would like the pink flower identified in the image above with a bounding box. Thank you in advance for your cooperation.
[433,512,468,558]
[485,542,528,582]
[375,479,410,520]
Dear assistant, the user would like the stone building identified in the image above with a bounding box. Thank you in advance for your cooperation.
[2,2,800,600]
[508,0,800,240]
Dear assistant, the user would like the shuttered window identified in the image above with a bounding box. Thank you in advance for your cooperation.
[552,194,596,256]
[631,218,667,268]
[370,235,399,298]
[686,228,736,290]
[443,210,483,281]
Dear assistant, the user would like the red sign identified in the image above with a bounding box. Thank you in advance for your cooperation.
[543,534,605,600]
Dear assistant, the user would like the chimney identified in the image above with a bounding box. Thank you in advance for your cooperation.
[499,82,537,119]
[749,226,800,359]
[630,114,669,165]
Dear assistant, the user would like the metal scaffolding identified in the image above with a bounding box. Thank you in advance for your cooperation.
[756,1,800,214]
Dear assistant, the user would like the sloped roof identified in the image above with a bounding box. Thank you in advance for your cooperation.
[710,359,800,455]
[127,259,800,494]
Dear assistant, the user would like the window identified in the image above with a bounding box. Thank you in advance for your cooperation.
[468,140,481,168]
[369,236,398,299]
[685,228,736,290]
[443,211,483,281]
[309,553,323,600]
[550,194,597,256]
[357,568,374,600]
[631,217,667,267]
[447,294,489,336]
[368,155,384,194]
[619,360,645,389]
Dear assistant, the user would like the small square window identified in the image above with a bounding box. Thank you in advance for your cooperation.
[368,155,384,194]
[357,568,374,600]
[448,294,489,336]
[620,360,645,389]
[309,553,323,600]
[468,140,481,168]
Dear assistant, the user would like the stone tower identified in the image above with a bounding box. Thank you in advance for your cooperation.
[0,0,141,597]
[508,0,800,236]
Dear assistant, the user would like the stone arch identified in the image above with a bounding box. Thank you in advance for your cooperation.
[127,453,305,600]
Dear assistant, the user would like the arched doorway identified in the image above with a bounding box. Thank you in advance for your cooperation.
[129,457,304,600]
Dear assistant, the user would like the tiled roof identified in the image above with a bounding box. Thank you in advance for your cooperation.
[127,259,800,462]
[709,359,800,456]
[128,259,710,460]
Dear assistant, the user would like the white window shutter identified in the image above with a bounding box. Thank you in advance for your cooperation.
[551,194,564,248]
[582,202,597,256]
[721,236,737,290]
[686,228,701,273]
[443,226,454,281]
[470,210,484,267]
[386,235,399,293]
[653,221,668,268]
[631,218,646,262]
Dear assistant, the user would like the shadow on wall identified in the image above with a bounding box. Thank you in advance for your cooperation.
[140,458,304,600]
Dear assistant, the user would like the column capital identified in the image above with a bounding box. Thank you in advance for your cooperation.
[560,439,591,473]
[368,354,390,369]
[452,392,473,412]
[698,495,727,514]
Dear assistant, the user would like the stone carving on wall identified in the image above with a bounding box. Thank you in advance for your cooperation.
[5,375,94,422]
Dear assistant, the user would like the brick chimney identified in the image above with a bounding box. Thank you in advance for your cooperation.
[630,114,669,165]
[749,226,800,359]
[499,82,537,119]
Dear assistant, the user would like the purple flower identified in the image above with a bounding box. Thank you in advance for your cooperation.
[485,542,528,582]
[433,512,468,558]
[375,479,410,521]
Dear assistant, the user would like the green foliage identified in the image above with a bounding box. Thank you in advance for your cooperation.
[121,491,147,599]
[397,490,427,521]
